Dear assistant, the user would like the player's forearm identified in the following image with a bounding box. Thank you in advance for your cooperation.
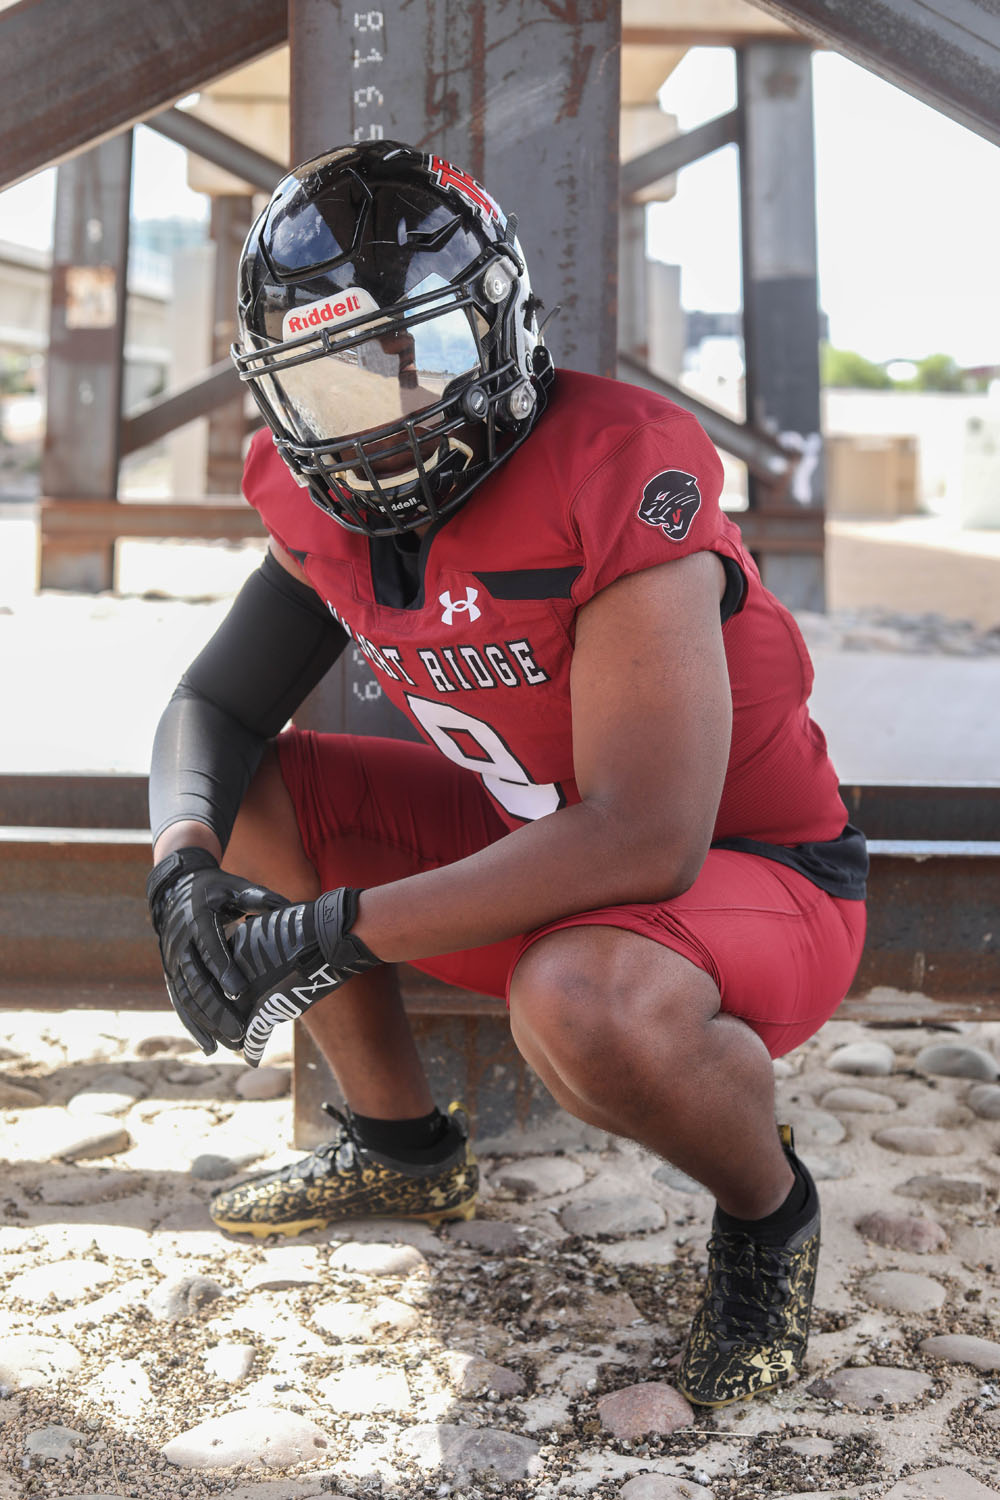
[152,819,223,865]
[352,797,705,963]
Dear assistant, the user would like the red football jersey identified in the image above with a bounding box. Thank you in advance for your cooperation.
[242,370,849,850]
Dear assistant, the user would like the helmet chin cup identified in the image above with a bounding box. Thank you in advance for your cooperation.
[335,435,475,529]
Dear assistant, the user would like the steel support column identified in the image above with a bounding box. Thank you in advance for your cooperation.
[618,200,648,364]
[287,0,622,745]
[206,196,254,493]
[738,42,824,611]
[39,134,133,592]
[289,0,621,379]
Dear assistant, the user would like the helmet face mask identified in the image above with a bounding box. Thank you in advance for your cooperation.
[233,142,553,536]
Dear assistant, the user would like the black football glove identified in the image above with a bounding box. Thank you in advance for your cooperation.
[146,847,288,1056]
[228,887,381,1066]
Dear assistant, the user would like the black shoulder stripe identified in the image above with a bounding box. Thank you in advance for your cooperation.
[473,566,582,600]
[719,554,746,623]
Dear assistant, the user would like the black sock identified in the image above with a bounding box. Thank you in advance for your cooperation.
[715,1155,812,1243]
[349,1107,454,1164]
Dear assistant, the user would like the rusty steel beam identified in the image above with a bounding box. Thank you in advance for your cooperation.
[841,784,1000,842]
[2,823,998,1009]
[38,498,266,547]
[620,109,740,199]
[2,816,997,1135]
[0,0,289,191]
[844,840,1000,1020]
[120,359,244,457]
[40,134,133,592]
[13,776,995,839]
[12,775,994,838]
[730,507,825,555]
[0,774,149,830]
[748,0,1000,148]
[146,107,285,194]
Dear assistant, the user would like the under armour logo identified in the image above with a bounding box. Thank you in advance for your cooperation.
[439,587,481,625]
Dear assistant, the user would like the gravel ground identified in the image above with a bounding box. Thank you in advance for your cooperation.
[1,1012,999,1500]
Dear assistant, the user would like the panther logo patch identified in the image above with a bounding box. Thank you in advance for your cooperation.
[638,469,702,542]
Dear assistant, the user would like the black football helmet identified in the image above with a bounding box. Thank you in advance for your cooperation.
[232,140,554,536]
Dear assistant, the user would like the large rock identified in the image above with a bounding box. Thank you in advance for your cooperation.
[4,1109,131,1163]
[919,1334,1000,1371]
[596,1382,695,1439]
[329,1242,426,1276]
[879,1468,1000,1499]
[618,1478,715,1498]
[967,1084,1000,1120]
[872,1127,962,1156]
[827,1041,895,1075]
[859,1271,947,1315]
[312,1297,419,1342]
[896,1175,984,1205]
[443,1351,525,1397]
[396,1423,541,1481]
[8,1258,113,1305]
[148,1275,225,1321]
[162,1406,330,1469]
[0,1075,45,1107]
[809,1365,933,1407]
[856,1210,948,1253]
[24,1425,86,1462]
[819,1086,897,1113]
[493,1155,586,1198]
[0,1335,82,1390]
[559,1195,666,1237]
[914,1043,998,1081]
[245,1247,322,1291]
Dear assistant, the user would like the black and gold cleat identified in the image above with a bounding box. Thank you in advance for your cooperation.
[209,1101,478,1239]
[676,1125,820,1408]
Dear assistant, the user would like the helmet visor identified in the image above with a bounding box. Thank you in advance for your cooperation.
[261,274,487,449]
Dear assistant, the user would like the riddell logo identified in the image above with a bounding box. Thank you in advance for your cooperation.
[282,287,377,341]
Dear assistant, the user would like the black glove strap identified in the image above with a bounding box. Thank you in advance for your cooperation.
[146,847,219,913]
[315,887,381,969]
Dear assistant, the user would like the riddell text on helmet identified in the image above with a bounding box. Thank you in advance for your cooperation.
[282,287,378,341]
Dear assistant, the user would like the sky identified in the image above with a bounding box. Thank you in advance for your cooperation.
[652,47,1000,367]
[1,47,999,368]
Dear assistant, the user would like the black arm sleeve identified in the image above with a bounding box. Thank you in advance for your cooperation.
[149,550,349,849]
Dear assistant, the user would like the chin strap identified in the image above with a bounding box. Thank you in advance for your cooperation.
[347,435,474,498]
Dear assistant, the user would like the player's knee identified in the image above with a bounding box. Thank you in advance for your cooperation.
[509,931,624,1078]
[510,927,720,1081]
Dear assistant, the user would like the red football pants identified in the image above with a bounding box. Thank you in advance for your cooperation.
[277,729,866,1059]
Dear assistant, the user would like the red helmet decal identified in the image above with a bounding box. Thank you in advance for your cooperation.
[427,154,502,224]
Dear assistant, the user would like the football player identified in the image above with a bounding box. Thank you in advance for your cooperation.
[147,141,867,1408]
